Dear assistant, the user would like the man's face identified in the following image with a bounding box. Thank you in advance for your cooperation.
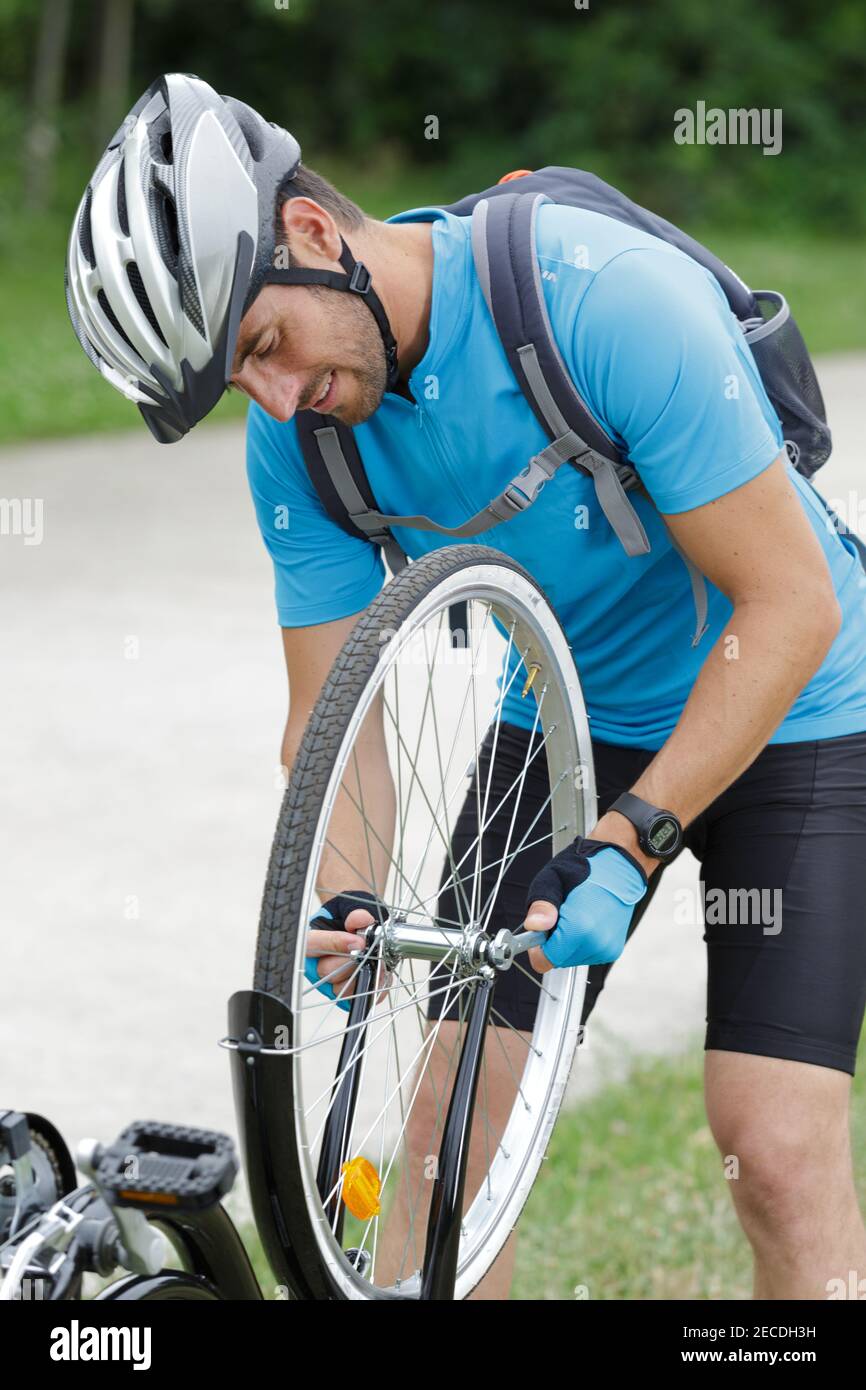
[229,277,388,426]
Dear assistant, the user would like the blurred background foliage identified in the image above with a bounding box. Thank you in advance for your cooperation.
[1,0,864,441]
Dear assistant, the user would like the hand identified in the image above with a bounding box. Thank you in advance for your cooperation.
[524,838,648,974]
[305,891,392,1011]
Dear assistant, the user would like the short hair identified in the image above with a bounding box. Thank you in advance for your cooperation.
[274,163,366,259]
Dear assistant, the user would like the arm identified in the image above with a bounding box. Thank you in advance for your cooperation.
[281,615,397,905]
[527,452,842,972]
[282,614,398,1005]
[527,246,842,969]
[561,247,842,874]
[245,401,393,995]
[594,451,842,875]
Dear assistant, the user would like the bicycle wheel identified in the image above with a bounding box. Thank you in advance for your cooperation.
[250,545,595,1299]
[96,1272,222,1300]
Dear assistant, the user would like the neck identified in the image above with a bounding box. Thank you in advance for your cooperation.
[346,219,434,383]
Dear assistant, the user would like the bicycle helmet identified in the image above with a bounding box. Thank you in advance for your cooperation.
[65,72,399,444]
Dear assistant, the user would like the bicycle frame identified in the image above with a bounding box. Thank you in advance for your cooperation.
[95,1203,262,1301]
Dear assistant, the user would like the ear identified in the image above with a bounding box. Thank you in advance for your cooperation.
[277,196,343,265]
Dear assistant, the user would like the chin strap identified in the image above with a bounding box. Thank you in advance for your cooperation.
[260,237,400,389]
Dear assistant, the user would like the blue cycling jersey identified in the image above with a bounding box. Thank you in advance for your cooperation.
[246,202,866,749]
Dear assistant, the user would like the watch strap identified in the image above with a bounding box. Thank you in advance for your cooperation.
[610,790,662,825]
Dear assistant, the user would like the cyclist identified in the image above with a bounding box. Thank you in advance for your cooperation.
[67,74,866,1301]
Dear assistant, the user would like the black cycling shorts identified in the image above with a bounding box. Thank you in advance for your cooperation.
[426,720,866,1075]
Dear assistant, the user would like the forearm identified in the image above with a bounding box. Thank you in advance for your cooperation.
[282,699,397,904]
[594,593,840,875]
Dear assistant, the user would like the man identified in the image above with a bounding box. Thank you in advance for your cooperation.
[67,74,866,1300]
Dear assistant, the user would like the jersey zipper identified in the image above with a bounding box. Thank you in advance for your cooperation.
[414,402,482,524]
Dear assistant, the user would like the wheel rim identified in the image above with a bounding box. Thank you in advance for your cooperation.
[268,556,595,1298]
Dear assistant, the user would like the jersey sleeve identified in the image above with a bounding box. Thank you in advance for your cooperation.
[569,246,785,514]
[245,401,385,627]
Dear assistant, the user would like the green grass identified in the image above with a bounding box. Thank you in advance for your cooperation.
[520,1032,866,1300]
[2,166,864,447]
[513,1044,751,1300]
[234,1031,866,1300]
[694,231,866,354]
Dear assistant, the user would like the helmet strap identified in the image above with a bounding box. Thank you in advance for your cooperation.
[260,237,400,389]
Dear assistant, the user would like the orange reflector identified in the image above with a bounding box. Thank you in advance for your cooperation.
[118,1189,179,1205]
[497,169,534,184]
[340,1156,382,1220]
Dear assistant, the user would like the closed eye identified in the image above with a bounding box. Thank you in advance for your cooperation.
[253,335,279,361]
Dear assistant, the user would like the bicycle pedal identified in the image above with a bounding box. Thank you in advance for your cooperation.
[91,1121,238,1212]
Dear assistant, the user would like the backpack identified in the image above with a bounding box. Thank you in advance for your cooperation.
[295,167,844,647]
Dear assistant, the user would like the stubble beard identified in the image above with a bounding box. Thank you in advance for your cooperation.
[317,286,390,426]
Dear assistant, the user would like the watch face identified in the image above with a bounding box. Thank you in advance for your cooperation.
[648,816,679,855]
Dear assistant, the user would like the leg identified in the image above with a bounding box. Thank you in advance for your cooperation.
[374,1018,532,1298]
[705,1050,866,1299]
[696,731,866,1299]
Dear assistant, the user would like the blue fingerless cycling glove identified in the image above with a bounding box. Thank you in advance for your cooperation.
[305,890,386,1012]
[525,836,648,968]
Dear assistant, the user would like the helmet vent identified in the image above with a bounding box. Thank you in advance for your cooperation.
[147,109,173,165]
[116,167,129,236]
[160,191,180,260]
[127,262,168,347]
[223,97,266,161]
[78,186,96,268]
[97,288,137,356]
[149,185,180,278]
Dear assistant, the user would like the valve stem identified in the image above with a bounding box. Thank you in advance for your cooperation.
[521,662,541,698]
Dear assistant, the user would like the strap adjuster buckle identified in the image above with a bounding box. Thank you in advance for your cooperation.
[348,262,372,295]
[503,483,534,513]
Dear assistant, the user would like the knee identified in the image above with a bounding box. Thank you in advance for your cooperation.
[711,1113,839,1236]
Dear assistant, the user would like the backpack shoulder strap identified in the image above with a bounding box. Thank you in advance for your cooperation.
[295,409,409,575]
[473,190,622,464]
[472,190,651,560]
[295,409,471,642]
[297,407,587,547]
[473,190,709,646]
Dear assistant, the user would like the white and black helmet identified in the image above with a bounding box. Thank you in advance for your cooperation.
[65,72,398,444]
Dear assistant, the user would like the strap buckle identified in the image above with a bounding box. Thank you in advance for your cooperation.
[502,451,559,513]
[348,262,372,295]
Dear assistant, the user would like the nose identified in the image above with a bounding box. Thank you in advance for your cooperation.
[232,364,305,422]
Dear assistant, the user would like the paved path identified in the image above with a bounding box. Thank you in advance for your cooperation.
[2,355,863,1217]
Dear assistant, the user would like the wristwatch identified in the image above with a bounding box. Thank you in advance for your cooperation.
[609,791,683,862]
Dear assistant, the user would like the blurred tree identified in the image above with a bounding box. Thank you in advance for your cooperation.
[23,0,72,211]
[94,0,135,150]
[1,0,864,231]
